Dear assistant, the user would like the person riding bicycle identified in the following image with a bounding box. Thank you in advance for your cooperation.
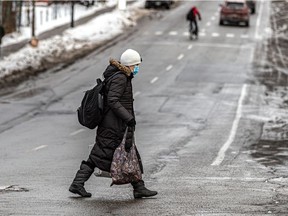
[186,6,201,37]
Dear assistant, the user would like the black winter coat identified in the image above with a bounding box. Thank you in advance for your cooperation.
[89,59,143,173]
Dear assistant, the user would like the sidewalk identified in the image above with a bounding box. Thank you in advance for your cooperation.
[1,3,118,58]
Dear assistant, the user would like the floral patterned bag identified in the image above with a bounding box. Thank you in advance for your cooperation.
[110,128,142,186]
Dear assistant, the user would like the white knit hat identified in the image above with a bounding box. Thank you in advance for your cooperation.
[120,49,142,66]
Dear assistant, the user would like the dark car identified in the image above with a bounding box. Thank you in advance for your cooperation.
[145,0,174,9]
[78,0,95,7]
[219,0,250,27]
[246,0,256,14]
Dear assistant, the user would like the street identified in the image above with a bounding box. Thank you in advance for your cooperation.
[1,0,288,215]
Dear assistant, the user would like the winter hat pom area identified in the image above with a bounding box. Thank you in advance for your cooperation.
[120,49,142,66]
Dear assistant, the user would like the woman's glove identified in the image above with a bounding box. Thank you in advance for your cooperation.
[125,141,132,153]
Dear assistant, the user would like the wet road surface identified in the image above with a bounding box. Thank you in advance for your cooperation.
[1,0,288,215]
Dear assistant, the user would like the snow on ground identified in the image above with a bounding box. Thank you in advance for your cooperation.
[0,0,147,81]
[252,0,288,159]
[2,0,118,47]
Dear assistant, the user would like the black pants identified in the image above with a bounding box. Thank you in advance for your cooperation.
[189,20,198,35]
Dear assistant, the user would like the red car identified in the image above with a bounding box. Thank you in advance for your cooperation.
[219,0,250,27]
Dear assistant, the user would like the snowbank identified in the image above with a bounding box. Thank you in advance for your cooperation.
[0,1,148,88]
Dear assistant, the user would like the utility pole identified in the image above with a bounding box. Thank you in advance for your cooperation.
[70,1,75,28]
[17,1,23,33]
[30,0,38,47]
[31,0,35,37]
[0,1,3,58]
[0,26,4,59]
[0,1,2,25]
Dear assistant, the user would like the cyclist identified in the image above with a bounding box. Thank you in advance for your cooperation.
[186,6,202,38]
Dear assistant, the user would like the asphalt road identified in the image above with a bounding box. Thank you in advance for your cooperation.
[1,0,287,215]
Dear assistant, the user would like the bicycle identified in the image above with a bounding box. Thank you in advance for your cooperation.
[189,22,198,40]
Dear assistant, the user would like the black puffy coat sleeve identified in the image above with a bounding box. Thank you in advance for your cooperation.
[107,74,134,123]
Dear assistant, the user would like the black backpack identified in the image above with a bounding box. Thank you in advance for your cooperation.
[186,9,195,21]
[77,72,122,129]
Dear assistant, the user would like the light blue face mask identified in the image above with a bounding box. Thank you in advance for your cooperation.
[133,65,139,76]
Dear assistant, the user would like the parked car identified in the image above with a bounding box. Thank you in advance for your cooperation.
[246,0,256,14]
[78,0,95,7]
[219,0,250,27]
[145,0,174,9]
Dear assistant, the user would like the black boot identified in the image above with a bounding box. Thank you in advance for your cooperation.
[69,161,94,197]
[132,180,158,199]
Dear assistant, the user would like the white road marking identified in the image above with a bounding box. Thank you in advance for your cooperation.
[164,176,267,182]
[211,84,248,166]
[212,33,220,37]
[246,114,270,122]
[241,34,249,38]
[134,91,141,98]
[150,77,159,84]
[199,32,206,36]
[177,54,184,60]
[183,32,189,36]
[70,129,85,136]
[226,33,235,38]
[255,0,264,39]
[206,22,211,26]
[169,31,178,36]
[33,145,47,151]
[155,31,163,35]
[188,45,193,50]
[166,65,173,71]
[194,43,251,49]
[211,16,216,20]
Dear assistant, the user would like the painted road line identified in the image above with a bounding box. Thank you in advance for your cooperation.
[206,22,211,26]
[167,176,267,182]
[177,54,184,60]
[166,65,173,71]
[155,31,163,35]
[226,33,235,38]
[212,33,220,37]
[183,32,189,36]
[255,0,264,39]
[150,77,159,84]
[33,145,47,151]
[70,129,85,136]
[199,32,206,36]
[134,91,141,98]
[211,84,248,166]
[188,45,193,50]
[169,31,178,36]
[194,43,252,49]
[211,16,216,20]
